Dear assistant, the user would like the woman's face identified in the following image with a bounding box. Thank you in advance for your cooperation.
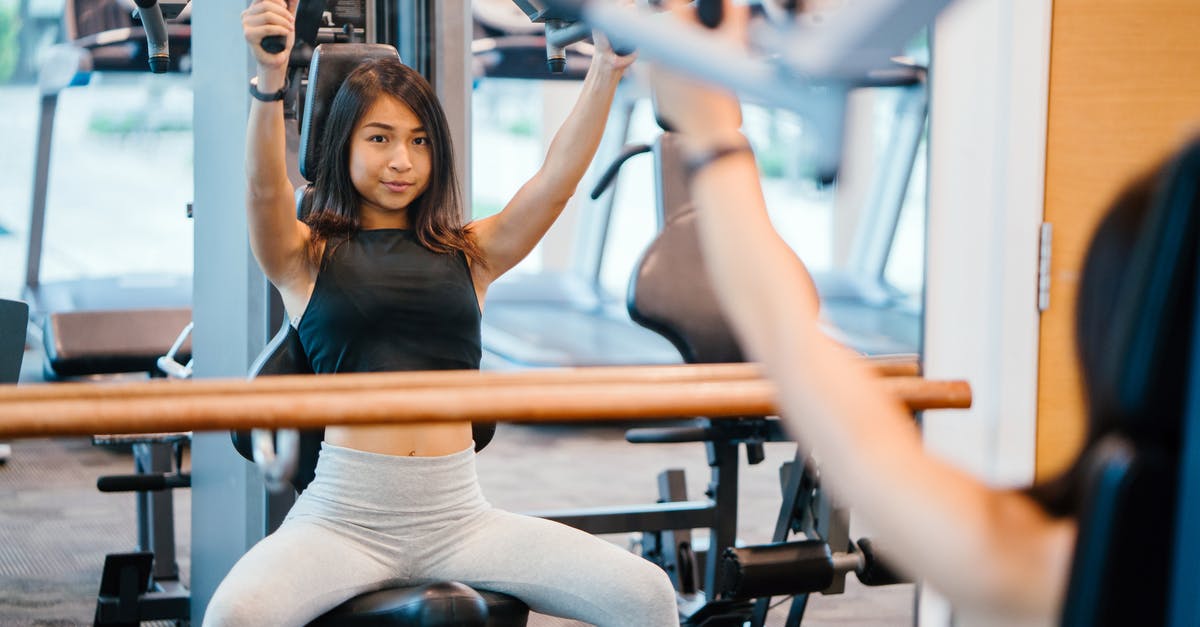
[348,95,432,227]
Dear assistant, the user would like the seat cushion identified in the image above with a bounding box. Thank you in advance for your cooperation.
[42,307,192,378]
[308,582,529,627]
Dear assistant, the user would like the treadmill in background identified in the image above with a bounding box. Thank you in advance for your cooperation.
[25,0,192,379]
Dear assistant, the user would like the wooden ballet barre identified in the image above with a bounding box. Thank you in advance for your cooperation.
[0,376,968,439]
[0,356,919,404]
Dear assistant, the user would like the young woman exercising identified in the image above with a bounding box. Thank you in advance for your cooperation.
[204,1,678,625]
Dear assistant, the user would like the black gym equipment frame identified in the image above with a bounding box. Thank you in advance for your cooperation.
[93,433,191,626]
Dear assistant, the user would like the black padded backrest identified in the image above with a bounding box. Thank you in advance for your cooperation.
[1170,263,1200,625]
[299,44,401,183]
[627,133,743,364]
[1097,142,1200,439]
[1061,436,1173,627]
[1061,139,1200,625]
[0,299,30,385]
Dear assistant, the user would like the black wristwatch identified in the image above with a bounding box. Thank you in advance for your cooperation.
[249,76,289,102]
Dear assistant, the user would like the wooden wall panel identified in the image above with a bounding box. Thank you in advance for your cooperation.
[1037,1,1200,478]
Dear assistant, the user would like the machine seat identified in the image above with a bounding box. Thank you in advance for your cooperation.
[309,582,529,627]
[42,306,192,378]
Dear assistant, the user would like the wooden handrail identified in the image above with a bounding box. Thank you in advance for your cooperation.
[0,375,967,439]
[0,356,918,404]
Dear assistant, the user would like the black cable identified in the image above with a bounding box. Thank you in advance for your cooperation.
[768,595,795,610]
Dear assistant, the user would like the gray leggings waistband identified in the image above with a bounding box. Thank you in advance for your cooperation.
[298,442,486,515]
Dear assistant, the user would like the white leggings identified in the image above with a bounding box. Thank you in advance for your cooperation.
[203,443,679,627]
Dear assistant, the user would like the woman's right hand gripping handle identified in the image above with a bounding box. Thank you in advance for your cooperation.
[242,0,297,88]
[242,0,311,291]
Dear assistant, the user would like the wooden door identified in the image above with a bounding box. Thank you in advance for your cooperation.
[1037,1,1200,478]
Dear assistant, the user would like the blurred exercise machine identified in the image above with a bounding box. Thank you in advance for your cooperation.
[539,2,1200,625]
[25,0,192,380]
[530,130,912,626]
[21,3,196,622]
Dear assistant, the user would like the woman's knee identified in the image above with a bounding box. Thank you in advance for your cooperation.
[553,553,678,627]
[205,579,318,627]
[635,559,678,604]
[611,555,678,619]
[202,582,262,627]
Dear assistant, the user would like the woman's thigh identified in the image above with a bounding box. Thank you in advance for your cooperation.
[427,509,679,627]
[203,518,398,627]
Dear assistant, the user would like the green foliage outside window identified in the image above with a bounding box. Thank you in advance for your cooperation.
[0,3,20,84]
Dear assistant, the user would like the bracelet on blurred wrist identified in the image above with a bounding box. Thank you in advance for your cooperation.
[684,137,754,179]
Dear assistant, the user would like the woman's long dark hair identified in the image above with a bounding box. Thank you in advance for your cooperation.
[304,57,484,267]
[1027,166,1160,516]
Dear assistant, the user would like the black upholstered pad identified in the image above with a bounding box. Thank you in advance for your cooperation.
[42,307,192,378]
[1060,139,1200,626]
[0,299,29,384]
[299,43,400,182]
[307,581,529,627]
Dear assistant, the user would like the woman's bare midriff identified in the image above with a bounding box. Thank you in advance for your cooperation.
[324,422,474,456]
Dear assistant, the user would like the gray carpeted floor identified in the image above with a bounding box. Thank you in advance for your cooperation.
[0,360,912,627]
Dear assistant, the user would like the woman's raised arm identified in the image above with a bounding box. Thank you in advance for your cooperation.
[647,1,1076,620]
[469,35,636,285]
[242,0,312,290]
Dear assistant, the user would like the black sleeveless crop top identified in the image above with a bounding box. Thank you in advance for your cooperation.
[296,229,482,373]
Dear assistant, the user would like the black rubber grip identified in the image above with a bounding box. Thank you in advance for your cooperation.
[720,540,834,600]
[262,36,286,54]
[697,0,723,28]
[626,426,710,443]
[590,143,652,200]
[856,538,909,586]
[97,473,191,493]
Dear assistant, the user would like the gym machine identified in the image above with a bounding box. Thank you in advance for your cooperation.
[92,432,191,626]
[554,0,953,183]
[229,2,927,624]
[527,128,913,625]
[180,1,936,619]
[20,3,197,622]
[497,3,925,624]
[26,0,194,380]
